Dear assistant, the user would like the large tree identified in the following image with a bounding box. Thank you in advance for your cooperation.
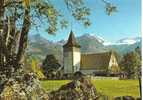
[42,54,61,79]
[120,50,141,79]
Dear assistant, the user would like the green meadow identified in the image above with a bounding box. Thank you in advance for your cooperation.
[41,79,140,98]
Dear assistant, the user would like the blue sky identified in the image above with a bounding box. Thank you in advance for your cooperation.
[30,0,141,42]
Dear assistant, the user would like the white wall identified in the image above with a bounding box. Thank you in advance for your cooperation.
[108,54,118,69]
[108,53,119,74]
[63,51,73,73]
[73,51,80,72]
[63,47,81,74]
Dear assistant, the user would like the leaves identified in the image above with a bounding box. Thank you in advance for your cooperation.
[83,19,91,27]
[23,0,30,9]
[120,49,141,79]
[31,59,45,79]
[42,54,61,78]
[64,0,91,27]
[60,19,68,29]
[72,7,90,20]
[106,4,117,16]
[34,2,59,34]
[3,0,118,35]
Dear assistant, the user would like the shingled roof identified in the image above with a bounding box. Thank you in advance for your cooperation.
[63,31,80,48]
[80,52,112,70]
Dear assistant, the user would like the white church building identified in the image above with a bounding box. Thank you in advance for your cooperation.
[63,31,120,76]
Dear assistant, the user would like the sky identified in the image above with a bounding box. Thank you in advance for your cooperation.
[29,0,141,42]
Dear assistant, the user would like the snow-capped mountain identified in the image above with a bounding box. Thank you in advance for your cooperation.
[81,33,106,44]
[77,34,108,53]
[96,36,105,43]
[82,34,141,46]
[116,37,141,45]
[98,36,141,46]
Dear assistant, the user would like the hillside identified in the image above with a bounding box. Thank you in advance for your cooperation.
[28,34,63,63]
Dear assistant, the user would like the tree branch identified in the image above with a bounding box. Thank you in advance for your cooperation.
[3,1,22,8]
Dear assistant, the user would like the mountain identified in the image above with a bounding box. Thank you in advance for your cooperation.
[107,41,141,55]
[105,37,141,55]
[116,37,141,45]
[78,34,141,55]
[28,34,63,63]
[77,34,108,53]
[27,34,141,63]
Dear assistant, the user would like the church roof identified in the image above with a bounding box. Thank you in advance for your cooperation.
[63,31,80,48]
[80,52,112,70]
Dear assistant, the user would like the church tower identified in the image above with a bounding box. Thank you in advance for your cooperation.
[63,31,81,74]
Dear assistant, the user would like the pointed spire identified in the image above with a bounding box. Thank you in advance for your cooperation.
[63,30,80,48]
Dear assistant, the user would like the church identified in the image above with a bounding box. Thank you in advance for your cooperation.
[63,31,120,76]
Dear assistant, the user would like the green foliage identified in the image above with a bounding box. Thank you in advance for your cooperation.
[64,0,92,27]
[135,46,141,59]
[23,54,45,79]
[101,0,117,16]
[30,0,60,34]
[120,50,141,79]
[42,54,61,78]
[31,59,45,79]
[26,0,92,34]
[105,4,117,15]
[42,55,61,71]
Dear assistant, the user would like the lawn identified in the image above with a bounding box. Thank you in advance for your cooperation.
[40,79,140,98]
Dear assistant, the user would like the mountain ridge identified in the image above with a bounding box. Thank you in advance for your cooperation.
[28,34,141,62]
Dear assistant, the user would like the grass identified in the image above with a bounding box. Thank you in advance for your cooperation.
[91,80,140,98]
[41,80,71,91]
[40,79,140,98]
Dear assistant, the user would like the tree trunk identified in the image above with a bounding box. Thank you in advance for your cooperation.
[0,0,4,19]
[7,17,16,54]
[0,0,5,67]
[16,8,30,64]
